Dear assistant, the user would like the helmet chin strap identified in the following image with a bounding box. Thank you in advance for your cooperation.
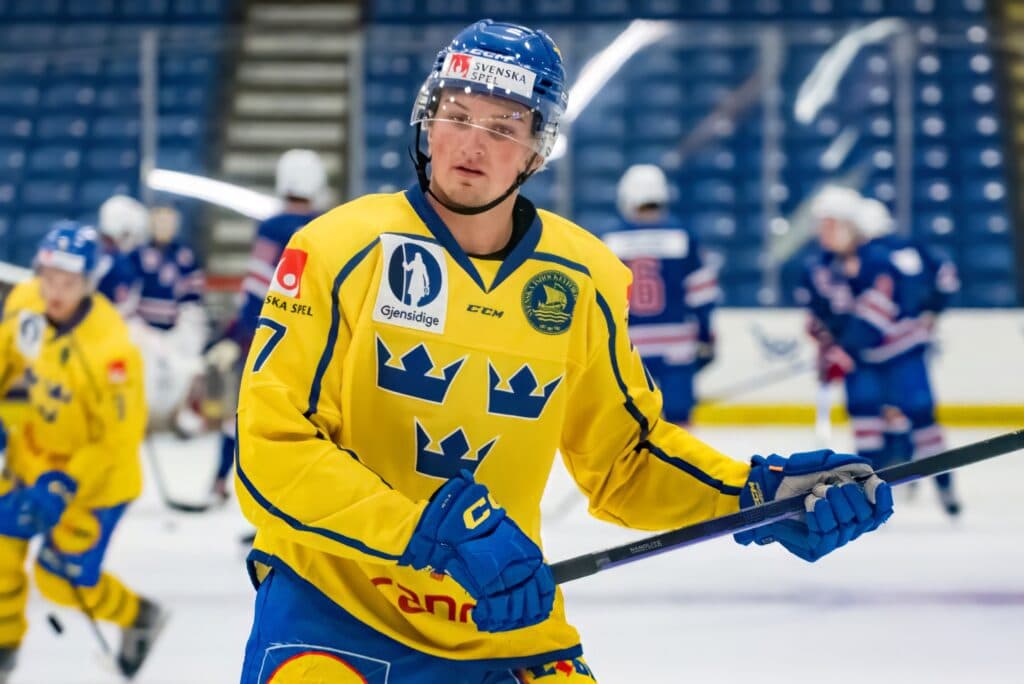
[410,123,539,216]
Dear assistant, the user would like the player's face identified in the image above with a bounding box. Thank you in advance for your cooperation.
[426,90,539,207]
[818,217,857,254]
[150,206,179,245]
[38,267,89,323]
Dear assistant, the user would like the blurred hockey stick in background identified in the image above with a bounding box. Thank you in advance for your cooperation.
[39,532,117,671]
[550,429,1024,584]
[143,439,215,514]
[700,357,814,406]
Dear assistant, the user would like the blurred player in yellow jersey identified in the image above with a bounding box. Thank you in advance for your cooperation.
[0,222,167,680]
[236,20,894,684]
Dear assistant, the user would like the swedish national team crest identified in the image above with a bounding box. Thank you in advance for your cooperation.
[521,270,578,335]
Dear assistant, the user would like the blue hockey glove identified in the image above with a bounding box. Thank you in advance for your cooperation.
[0,472,76,539]
[400,471,555,632]
[734,450,893,562]
[28,471,77,530]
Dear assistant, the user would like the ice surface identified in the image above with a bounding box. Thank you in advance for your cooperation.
[11,427,1023,683]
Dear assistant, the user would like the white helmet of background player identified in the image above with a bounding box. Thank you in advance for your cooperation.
[99,195,149,252]
[809,185,863,225]
[855,197,894,239]
[617,164,670,221]
[276,149,327,203]
[811,185,866,254]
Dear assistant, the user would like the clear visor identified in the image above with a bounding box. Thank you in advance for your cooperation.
[411,86,548,157]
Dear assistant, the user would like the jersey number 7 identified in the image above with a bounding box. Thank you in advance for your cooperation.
[253,317,287,372]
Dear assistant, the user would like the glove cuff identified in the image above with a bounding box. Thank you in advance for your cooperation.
[739,454,783,509]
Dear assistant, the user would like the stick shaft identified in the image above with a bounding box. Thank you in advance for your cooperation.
[551,429,1024,585]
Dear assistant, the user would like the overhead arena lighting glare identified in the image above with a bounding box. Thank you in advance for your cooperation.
[0,262,31,284]
[548,19,673,161]
[794,18,908,125]
[146,168,281,220]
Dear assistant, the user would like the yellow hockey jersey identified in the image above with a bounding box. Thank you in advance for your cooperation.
[0,280,145,508]
[236,187,751,666]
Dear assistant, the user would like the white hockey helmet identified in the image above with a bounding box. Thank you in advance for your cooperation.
[855,197,894,238]
[99,194,149,252]
[809,185,864,225]
[275,149,327,202]
[617,164,670,219]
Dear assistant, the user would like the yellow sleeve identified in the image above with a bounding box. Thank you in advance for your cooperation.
[235,225,426,564]
[560,258,750,531]
[67,340,146,503]
[0,286,29,398]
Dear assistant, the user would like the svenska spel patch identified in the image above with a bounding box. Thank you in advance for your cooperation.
[441,52,536,99]
[107,359,127,384]
[268,248,308,299]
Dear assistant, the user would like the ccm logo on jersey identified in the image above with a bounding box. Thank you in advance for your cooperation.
[268,248,308,299]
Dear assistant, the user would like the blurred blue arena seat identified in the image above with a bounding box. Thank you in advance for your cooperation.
[36,115,89,141]
[78,178,137,207]
[20,181,76,209]
[0,146,25,178]
[121,0,171,19]
[28,146,82,175]
[0,116,32,141]
[86,146,139,172]
[92,114,141,140]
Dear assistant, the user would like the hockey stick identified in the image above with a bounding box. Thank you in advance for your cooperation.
[39,530,120,675]
[550,429,1024,585]
[700,358,814,406]
[142,439,215,514]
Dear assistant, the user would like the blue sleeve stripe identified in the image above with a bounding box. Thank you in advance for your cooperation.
[594,290,650,440]
[596,290,740,496]
[643,440,743,496]
[306,237,380,418]
[234,418,401,562]
[531,252,591,276]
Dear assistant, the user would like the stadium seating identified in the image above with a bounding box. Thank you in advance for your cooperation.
[0,0,229,261]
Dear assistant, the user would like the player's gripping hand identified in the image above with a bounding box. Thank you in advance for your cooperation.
[818,344,854,383]
[400,471,555,632]
[0,472,77,538]
[28,471,77,529]
[734,450,893,562]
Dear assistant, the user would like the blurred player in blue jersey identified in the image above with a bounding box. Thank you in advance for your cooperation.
[204,149,326,501]
[233,22,894,683]
[796,186,959,516]
[127,204,209,434]
[603,165,719,425]
[95,195,147,318]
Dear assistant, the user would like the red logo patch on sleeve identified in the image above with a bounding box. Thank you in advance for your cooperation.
[268,248,308,299]
[107,359,127,384]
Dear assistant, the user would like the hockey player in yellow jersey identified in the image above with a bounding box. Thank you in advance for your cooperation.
[236,20,894,683]
[0,222,167,680]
